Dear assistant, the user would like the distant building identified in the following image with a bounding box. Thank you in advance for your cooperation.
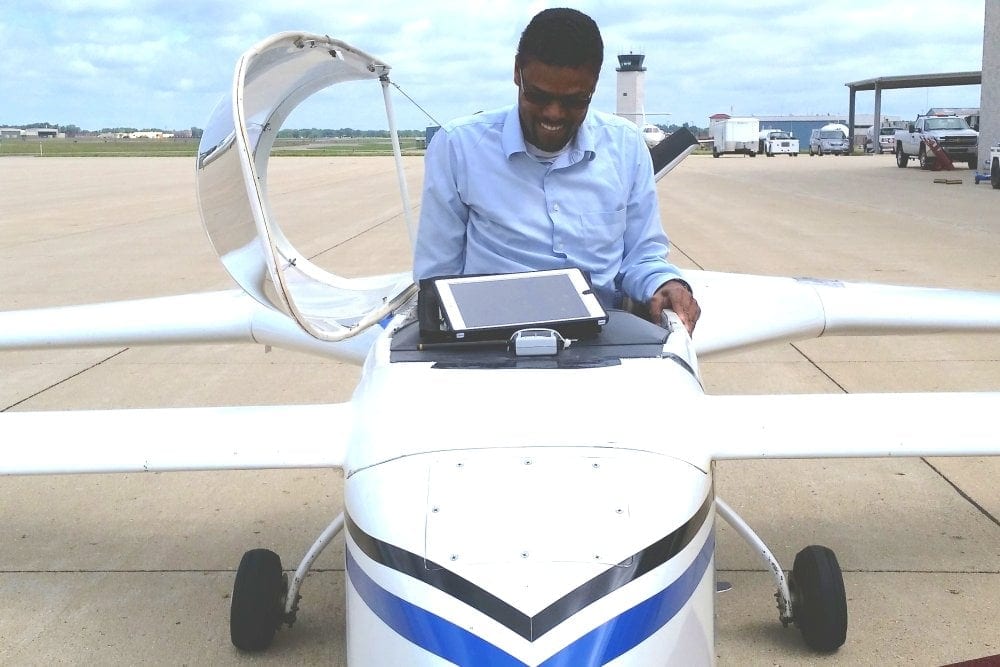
[26,128,62,139]
[127,131,174,139]
[1,128,65,139]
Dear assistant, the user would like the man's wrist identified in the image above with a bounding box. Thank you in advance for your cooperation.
[662,278,694,296]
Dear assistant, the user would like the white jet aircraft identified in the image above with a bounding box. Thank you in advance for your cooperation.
[2,32,1000,666]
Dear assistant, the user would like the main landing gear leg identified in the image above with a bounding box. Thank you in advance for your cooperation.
[715,497,847,652]
[230,511,346,652]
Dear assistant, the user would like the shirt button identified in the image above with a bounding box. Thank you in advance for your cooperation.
[552,204,560,212]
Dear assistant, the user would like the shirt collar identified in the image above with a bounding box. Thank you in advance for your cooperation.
[501,104,596,163]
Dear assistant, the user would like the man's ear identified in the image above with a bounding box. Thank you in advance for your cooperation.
[513,59,521,87]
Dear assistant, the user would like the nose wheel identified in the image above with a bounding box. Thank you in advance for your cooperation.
[789,545,848,652]
[230,548,289,651]
[716,498,848,652]
[229,513,345,652]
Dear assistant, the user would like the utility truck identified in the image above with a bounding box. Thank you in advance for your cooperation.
[711,116,759,157]
[895,114,978,170]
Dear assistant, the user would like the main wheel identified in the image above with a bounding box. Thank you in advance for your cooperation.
[992,158,1000,190]
[896,145,907,168]
[789,545,847,652]
[231,548,287,652]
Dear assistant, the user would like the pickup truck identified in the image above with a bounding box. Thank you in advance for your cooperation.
[895,115,978,169]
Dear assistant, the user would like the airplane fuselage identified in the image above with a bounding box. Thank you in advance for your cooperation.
[342,310,717,665]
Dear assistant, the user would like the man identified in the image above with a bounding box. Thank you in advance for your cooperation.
[413,7,700,332]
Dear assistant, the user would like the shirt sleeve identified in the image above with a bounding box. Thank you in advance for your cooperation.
[617,127,684,303]
[413,128,469,281]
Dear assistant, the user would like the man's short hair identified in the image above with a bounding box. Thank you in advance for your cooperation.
[516,8,603,73]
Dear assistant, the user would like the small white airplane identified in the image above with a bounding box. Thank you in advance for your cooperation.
[642,123,667,148]
[3,32,1000,665]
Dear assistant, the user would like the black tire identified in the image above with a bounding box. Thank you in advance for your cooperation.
[789,545,848,652]
[918,146,934,170]
[992,158,999,190]
[231,549,287,652]
[896,145,908,168]
[966,159,976,170]
[713,147,720,158]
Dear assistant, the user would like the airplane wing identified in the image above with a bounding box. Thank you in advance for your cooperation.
[0,288,391,364]
[698,391,1000,462]
[686,270,1000,358]
[0,403,352,475]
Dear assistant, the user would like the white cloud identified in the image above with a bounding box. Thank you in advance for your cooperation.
[0,0,988,130]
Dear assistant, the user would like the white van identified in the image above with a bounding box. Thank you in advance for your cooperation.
[809,124,850,156]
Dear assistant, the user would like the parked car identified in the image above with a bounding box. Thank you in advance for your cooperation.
[809,124,850,156]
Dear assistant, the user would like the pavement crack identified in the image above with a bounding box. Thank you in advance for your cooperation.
[2,348,130,412]
[921,458,1000,529]
[790,342,850,393]
[670,243,705,271]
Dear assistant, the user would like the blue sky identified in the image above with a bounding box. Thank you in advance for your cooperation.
[0,0,986,131]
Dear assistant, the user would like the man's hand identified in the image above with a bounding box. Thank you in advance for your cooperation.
[648,279,701,334]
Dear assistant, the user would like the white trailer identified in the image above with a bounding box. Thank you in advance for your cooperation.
[711,117,760,157]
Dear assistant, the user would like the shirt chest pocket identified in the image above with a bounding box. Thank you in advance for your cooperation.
[561,207,627,266]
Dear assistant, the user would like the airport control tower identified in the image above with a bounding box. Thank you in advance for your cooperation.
[616,52,646,126]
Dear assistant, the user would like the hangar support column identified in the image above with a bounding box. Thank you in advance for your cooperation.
[848,88,856,154]
[978,1,999,173]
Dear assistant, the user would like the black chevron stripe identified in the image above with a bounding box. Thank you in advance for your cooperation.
[345,491,712,641]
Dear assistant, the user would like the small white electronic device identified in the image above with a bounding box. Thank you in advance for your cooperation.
[508,328,567,356]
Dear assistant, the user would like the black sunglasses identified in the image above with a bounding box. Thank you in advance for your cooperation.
[518,69,593,110]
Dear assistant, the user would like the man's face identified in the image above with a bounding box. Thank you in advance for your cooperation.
[514,60,597,152]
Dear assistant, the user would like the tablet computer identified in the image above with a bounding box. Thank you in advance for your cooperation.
[432,268,607,340]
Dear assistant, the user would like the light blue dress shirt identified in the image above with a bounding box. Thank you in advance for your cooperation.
[413,104,682,308]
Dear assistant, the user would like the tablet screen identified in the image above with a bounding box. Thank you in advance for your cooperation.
[434,269,606,333]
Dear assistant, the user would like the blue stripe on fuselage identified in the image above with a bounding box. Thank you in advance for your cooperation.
[347,529,715,666]
[346,549,526,666]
